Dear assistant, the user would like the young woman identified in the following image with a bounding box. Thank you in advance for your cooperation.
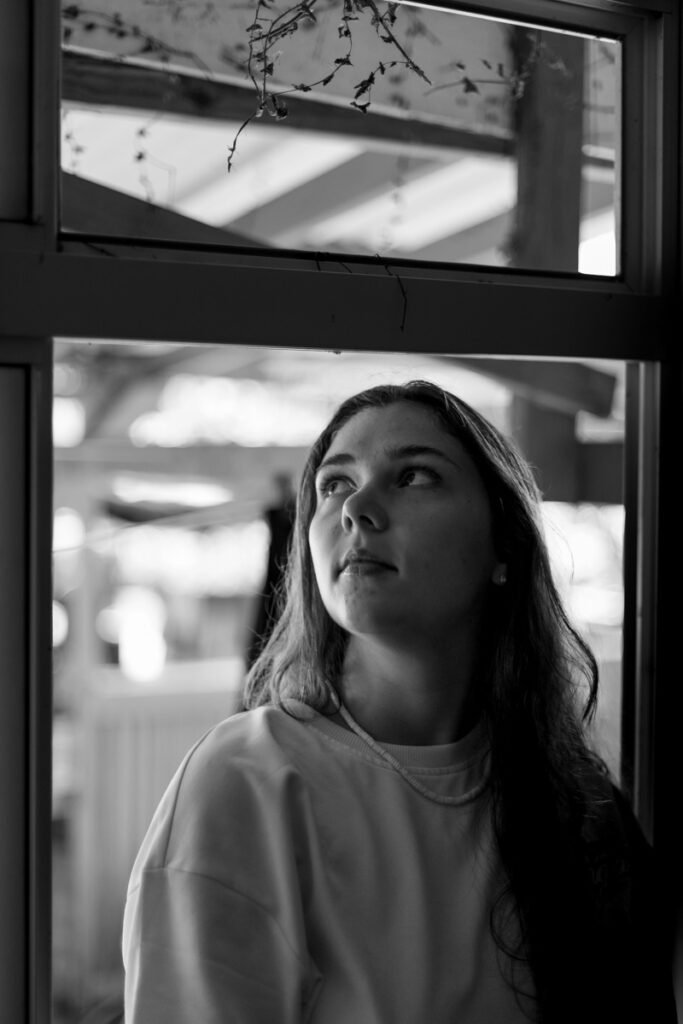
[123,380,676,1024]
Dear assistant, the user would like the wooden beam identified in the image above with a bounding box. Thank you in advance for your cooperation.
[414,179,614,264]
[62,172,256,246]
[579,439,623,505]
[61,49,514,159]
[61,48,618,170]
[55,439,310,493]
[510,397,622,504]
[449,358,618,418]
[412,212,513,264]
[54,431,623,507]
[508,30,585,272]
[226,150,439,242]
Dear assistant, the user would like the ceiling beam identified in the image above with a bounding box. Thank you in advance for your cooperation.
[62,49,617,170]
[54,433,623,507]
[61,49,514,159]
[62,172,256,246]
[451,357,618,417]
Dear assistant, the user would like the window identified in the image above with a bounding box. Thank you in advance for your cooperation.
[0,1,679,1022]
[60,3,620,274]
[51,343,629,1019]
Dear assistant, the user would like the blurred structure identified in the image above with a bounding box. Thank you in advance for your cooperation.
[245,472,297,672]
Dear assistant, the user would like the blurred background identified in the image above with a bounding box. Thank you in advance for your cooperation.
[52,342,627,1023]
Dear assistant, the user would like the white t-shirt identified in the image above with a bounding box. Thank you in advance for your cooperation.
[122,702,536,1023]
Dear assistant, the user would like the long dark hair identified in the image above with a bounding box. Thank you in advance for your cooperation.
[244,380,631,1022]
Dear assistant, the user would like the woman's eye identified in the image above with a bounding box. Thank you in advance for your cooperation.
[317,476,351,498]
[400,466,439,486]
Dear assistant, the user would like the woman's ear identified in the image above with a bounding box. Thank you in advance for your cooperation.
[491,563,508,586]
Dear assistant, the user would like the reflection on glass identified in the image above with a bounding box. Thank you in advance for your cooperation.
[52,340,626,1021]
[60,3,619,273]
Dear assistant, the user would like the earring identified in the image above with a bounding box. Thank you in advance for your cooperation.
[493,566,507,586]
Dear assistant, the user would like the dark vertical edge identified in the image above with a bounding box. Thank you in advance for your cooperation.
[29,340,54,1024]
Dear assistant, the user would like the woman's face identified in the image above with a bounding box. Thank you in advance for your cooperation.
[308,401,505,647]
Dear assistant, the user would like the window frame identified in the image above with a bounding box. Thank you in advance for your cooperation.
[0,0,680,1020]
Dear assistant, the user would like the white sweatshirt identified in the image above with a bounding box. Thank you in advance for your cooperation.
[122,702,536,1024]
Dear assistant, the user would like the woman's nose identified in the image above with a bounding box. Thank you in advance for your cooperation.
[342,486,388,532]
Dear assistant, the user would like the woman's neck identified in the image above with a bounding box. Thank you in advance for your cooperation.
[335,638,480,746]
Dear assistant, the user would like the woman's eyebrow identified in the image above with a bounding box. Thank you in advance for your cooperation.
[388,444,460,466]
[316,452,355,473]
[317,444,460,473]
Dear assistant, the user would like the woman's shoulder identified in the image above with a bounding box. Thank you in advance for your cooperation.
[178,702,317,787]
[133,704,319,876]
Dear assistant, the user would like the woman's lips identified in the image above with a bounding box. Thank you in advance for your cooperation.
[338,551,395,576]
[341,560,391,576]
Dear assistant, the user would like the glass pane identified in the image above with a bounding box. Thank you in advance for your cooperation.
[52,340,625,1021]
[60,3,619,274]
